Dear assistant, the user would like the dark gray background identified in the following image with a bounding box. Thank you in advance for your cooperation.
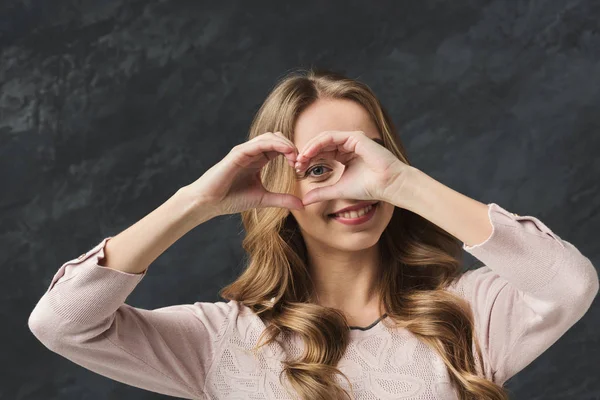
[2,0,599,399]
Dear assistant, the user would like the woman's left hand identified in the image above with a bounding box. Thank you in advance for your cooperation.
[294,130,415,206]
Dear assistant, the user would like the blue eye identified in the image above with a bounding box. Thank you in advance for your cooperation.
[305,164,332,178]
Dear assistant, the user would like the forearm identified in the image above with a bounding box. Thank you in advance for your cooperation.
[99,188,216,274]
[392,168,493,248]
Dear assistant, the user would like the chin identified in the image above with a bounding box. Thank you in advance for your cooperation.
[330,233,382,251]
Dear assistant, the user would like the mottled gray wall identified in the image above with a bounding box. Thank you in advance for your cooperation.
[3,0,599,399]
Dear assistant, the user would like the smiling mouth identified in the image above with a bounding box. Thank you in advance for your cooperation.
[328,202,379,219]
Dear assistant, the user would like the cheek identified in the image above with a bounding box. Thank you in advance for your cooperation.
[291,182,304,199]
[292,180,312,197]
[382,203,396,221]
[298,174,341,195]
[294,180,322,198]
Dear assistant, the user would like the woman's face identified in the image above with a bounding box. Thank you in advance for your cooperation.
[289,98,395,252]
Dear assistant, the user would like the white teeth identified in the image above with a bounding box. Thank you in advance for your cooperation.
[334,204,374,219]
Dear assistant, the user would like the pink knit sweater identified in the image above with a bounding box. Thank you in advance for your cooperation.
[28,203,599,399]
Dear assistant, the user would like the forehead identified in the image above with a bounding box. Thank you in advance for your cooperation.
[292,98,381,151]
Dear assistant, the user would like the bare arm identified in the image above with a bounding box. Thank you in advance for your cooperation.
[98,187,216,274]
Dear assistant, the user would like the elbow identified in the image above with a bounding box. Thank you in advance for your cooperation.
[581,259,598,296]
[583,266,599,305]
[28,300,82,352]
[548,260,599,328]
[28,302,62,351]
[571,260,599,314]
[29,298,116,352]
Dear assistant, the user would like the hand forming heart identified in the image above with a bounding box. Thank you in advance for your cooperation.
[294,131,413,206]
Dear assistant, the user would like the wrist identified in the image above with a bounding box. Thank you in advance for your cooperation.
[384,165,425,211]
[175,186,220,226]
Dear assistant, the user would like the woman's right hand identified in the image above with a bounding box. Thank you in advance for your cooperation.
[182,132,304,217]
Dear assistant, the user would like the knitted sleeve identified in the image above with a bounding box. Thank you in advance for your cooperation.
[448,203,598,386]
[28,236,233,399]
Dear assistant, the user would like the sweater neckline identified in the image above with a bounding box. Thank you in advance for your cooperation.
[348,313,389,338]
[348,313,388,330]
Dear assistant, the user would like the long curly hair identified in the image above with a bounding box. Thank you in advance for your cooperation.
[219,67,510,400]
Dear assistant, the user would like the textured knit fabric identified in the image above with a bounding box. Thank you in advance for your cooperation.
[28,203,599,399]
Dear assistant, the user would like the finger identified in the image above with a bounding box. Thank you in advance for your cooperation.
[231,138,297,168]
[258,134,299,165]
[269,132,298,166]
[271,132,298,155]
[263,151,295,167]
[302,184,346,206]
[260,150,298,168]
[257,132,298,157]
[252,134,296,154]
[300,131,362,159]
[295,137,360,173]
[296,147,357,172]
[261,192,305,210]
[296,131,360,168]
[297,131,355,157]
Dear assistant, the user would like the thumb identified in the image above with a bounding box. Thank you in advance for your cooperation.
[261,192,305,210]
[302,185,341,206]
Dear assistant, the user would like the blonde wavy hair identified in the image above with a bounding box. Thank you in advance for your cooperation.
[219,67,510,400]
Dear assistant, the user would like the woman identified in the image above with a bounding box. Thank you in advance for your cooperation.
[29,68,598,399]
